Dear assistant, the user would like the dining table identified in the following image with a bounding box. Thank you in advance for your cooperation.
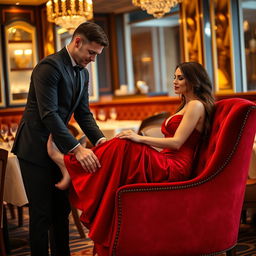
[1,142,28,253]
[2,144,28,207]
[1,127,255,197]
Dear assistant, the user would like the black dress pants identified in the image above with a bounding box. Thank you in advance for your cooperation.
[18,158,71,256]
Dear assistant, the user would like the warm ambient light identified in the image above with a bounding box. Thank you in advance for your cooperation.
[141,57,152,62]
[132,0,183,18]
[14,50,23,55]
[10,28,17,34]
[14,49,32,55]
[24,49,32,55]
[46,0,93,34]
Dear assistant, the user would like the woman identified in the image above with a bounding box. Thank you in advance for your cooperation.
[47,62,214,256]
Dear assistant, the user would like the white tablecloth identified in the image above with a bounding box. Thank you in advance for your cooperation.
[3,149,28,207]
[71,120,141,140]
[97,120,141,139]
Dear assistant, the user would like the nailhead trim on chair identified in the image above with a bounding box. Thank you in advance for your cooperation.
[200,244,236,256]
[112,106,256,256]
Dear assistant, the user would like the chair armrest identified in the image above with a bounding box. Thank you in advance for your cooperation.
[111,177,242,256]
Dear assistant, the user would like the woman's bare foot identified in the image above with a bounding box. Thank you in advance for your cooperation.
[55,171,71,190]
[47,135,71,190]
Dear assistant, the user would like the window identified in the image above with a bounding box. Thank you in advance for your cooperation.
[124,11,182,96]
[0,29,5,107]
[241,0,256,91]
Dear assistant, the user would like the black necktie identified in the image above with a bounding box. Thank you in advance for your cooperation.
[73,65,83,98]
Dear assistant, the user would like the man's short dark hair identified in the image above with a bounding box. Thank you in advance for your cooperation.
[72,22,109,47]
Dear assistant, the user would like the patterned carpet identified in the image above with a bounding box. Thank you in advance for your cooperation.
[5,206,256,256]
[6,207,93,256]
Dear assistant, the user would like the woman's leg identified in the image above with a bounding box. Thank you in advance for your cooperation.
[47,135,71,190]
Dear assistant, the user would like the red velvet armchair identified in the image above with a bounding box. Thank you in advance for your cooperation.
[109,98,256,256]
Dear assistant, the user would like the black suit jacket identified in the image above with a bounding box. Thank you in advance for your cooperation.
[12,47,104,167]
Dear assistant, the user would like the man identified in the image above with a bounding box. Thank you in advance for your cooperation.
[12,22,108,256]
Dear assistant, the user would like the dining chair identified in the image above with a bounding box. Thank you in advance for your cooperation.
[6,204,24,228]
[108,98,256,256]
[243,178,256,224]
[138,111,170,137]
[0,148,8,256]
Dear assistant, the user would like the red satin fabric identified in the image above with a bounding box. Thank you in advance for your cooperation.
[64,115,201,255]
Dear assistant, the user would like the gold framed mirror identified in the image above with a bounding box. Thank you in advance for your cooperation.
[5,21,38,105]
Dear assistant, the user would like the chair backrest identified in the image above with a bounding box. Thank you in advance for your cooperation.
[194,98,256,178]
[0,149,8,228]
[138,111,170,137]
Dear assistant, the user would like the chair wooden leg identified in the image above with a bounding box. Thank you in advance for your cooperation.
[252,212,256,226]
[241,209,247,224]
[18,206,23,227]
[71,206,85,238]
[0,230,7,256]
[226,247,236,256]
[0,207,8,256]
[7,204,16,219]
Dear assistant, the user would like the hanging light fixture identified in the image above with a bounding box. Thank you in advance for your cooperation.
[132,0,182,18]
[46,0,93,33]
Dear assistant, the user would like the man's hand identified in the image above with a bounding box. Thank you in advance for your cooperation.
[73,145,101,173]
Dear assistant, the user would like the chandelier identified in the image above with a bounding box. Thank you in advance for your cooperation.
[46,0,93,33]
[132,0,182,18]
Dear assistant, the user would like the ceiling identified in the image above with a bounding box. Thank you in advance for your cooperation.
[0,0,138,13]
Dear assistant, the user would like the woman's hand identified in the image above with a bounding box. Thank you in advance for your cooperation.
[116,129,142,143]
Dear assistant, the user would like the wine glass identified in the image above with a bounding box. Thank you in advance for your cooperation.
[97,109,106,121]
[0,124,9,142]
[109,108,117,121]
[10,122,18,139]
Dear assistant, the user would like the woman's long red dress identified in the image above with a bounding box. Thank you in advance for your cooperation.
[64,115,201,255]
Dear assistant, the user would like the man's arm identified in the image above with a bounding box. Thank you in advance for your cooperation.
[72,71,106,172]
[33,61,78,153]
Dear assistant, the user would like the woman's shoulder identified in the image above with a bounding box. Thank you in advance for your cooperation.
[187,100,204,110]
[185,100,205,118]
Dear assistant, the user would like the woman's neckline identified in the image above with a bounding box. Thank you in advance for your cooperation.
[164,114,202,134]
[165,114,183,127]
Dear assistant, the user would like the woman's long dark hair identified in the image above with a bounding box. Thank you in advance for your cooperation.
[175,62,215,138]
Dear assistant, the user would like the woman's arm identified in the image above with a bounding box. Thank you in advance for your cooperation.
[116,100,205,150]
